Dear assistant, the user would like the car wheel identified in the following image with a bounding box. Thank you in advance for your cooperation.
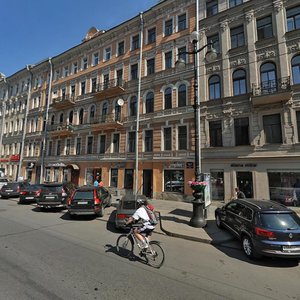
[242,235,260,260]
[97,205,105,217]
[215,214,223,229]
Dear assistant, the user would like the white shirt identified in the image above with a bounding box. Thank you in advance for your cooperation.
[132,206,155,230]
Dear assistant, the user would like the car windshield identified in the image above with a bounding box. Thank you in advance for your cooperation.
[73,191,94,200]
[42,186,62,193]
[122,200,136,210]
[259,213,300,230]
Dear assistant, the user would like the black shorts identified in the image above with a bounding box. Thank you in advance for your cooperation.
[139,228,154,236]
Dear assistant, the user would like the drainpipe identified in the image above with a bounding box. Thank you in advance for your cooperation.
[0,74,9,161]
[17,65,33,181]
[40,57,53,183]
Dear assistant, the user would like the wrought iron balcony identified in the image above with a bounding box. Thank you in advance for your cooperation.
[251,76,292,106]
[88,112,123,130]
[92,79,125,99]
[47,123,74,136]
[51,95,75,109]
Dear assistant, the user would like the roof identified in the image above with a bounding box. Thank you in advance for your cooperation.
[237,199,292,212]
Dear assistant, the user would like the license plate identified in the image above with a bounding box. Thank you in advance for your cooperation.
[46,196,55,199]
[6,190,13,192]
[26,197,34,200]
[283,246,300,251]
[77,201,88,205]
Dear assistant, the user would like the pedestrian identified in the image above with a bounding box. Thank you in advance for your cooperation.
[232,187,246,200]
[94,176,100,187]
[98,181,104,187]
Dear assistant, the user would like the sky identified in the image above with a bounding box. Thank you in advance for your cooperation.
[0,0,159,77]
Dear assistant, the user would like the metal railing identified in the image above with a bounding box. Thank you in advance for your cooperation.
[93,78,124,93]
[252,76,291,96]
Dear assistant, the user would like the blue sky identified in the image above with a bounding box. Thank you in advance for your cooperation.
[0,0,159,77]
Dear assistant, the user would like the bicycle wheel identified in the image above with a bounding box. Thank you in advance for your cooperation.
[144,241,165,268]
[116,235,133,258]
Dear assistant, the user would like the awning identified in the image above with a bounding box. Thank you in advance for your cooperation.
[67,164,80,170]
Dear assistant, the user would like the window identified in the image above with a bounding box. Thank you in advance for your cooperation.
[116,69,123,86]
[118,41,125,56]
[128,132,136,152]
[81,81,86,95]
[164,19,173,36]
[257,16,273,40]
[66,139,71,155]
[131,63,138,80]
[178,125,187,150]
[209,121,223,147]
[129,96,137,116]
[147,58,155,75]
[178,84,187,107]
[99,135,106,154]
[91,78,97,93]
[87,136,93,154]
[206,0,218,17]
[104,47,111,61]
[82,57,88,70]
[263,114,282,144]
[144,130,153,152]
[233,69,247,95]
[230,26,245,48]
[56,140,61,156]
[229,0,243,8]
[260,62,277,94]
[234,117,249,145]
[207,34,220,53]
[115,102,121,121]
[178,13,187,31]
[71,84,76,96]
[209,75,221,100]
[76,138,81,155]
[148,28,156,44]
[111,169,118,187]
[287,6,300,31]
[164,170,184,193]
[165,87,172,109]
[48,141,52,156]
[178,46,187,64]
[297,111,300,142]
[59,113,64,124]
[103,74,109,89]
[93,52,99,65]
[69,111,73,124]
[165,51,172,69]
[163,127,172,151]
[132,34,140,50]
[64,66,69,77]
[62,88,66,99]
[292,55,300,84]
[101,103,108,122]
[145,92,154,113]
[112,133,120,153]
[79,108,84,125]
[90,105,96,123]
[72,62,78,74]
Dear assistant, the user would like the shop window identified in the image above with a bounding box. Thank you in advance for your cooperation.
[164,170,184,193]
[54,168,59,182]
[210,170,224,200]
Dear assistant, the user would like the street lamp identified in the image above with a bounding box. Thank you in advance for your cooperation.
[176,31,217,228]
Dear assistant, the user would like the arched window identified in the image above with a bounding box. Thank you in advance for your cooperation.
[79,108,84,125]
[145,92,154,113]
[292,55,300,85]
[178,84,187,107]
[164,87,172,109]
[51,115,55,125]
[129,96,137,116]
[233,69,247,96]
[90,105,96,123]
[260,62,277,93]
[59,113,64,124]
[209,75,221,100]
[69,111,73,124]
[101,102,108,122]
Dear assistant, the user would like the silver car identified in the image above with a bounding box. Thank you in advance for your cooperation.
[115,194,147,229]
[0,178,8,190]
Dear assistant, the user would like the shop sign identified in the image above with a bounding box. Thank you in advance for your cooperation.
[47,162,67,167]
[0,158,9,162]
[113,163,125,168]
[186,162,194,169]
[231,163,257,168]
[165,162,185,169]
[10,154,20,162]
[27,162,35,169]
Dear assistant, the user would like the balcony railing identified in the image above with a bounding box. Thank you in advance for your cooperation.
[92,78,125,98]
[252,77,291,96]
[52,95,76,109]
[48,123,75,133]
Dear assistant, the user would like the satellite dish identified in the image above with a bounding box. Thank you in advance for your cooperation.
[117,98,124,106]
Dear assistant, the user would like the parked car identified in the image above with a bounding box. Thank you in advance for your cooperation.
[36,182,76,209]
[215,199,300,260]
[114,194,147,229]
[19,184,43,204]
[67,186,111,217]
[0,178,8,190]
[0,181,31,199]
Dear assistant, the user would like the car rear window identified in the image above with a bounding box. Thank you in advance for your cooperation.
[122,201,136,210]
[27,185,41,191]
[73,191,94,200]
[259,213,300,230]
[5,183,18,188]
[0,179,8,182]
[42,186,62,193]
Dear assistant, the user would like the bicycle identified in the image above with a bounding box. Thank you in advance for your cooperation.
[116,224,165,268]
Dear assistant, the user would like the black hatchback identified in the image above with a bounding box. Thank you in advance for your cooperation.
[215,199,300,260]
[0,182,31,199]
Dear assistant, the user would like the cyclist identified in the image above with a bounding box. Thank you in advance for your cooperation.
[125,198,155,249]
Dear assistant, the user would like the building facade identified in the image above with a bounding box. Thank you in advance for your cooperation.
[1,0,300,203]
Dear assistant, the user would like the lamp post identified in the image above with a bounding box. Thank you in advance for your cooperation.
[176,31,217,228]
[0,73,8,159]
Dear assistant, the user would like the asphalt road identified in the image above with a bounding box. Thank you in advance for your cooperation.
[0,198,299,300]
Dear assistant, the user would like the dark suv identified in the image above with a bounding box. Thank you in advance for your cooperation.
[67,186,111,218]
[215,199,300,260]
[0,182,30,199]
[36,182,76,209]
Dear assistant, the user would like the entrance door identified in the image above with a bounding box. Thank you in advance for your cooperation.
[143,169,153,198]
[236,171,253,198]
[71,169,79,186]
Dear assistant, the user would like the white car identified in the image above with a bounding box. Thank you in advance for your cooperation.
[0,178,8,190]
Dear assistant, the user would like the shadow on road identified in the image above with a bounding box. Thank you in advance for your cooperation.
[60,211,98,221]
[31,206,66,214]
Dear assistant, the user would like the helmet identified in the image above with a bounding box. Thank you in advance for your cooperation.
[136,197,147,206]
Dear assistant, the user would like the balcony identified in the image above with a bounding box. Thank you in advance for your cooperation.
[48,123,74,137]
[51,95,75,109]
[92,79,125,99]
[88,113,124,131]
[251,77,292,107]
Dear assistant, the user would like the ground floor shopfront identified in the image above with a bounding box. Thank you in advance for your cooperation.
[16,156,300,206]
